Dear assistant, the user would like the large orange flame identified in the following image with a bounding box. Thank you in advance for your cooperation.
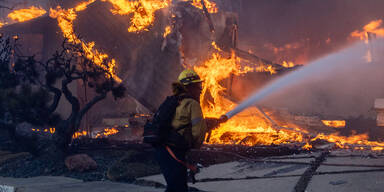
[49,1,121,82]
[8,2,384,151]
[102,0,171,33]
[194,44,303,146]
[7,6,47,22]
[194,42,384,150]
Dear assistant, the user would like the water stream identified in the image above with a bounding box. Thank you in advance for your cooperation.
[226,40,378,119]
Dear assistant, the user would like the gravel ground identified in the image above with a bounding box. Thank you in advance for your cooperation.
[0,142,303,183]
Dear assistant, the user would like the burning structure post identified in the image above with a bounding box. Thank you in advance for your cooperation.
[375,99,384,127]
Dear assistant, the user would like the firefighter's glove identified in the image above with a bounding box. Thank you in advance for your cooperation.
[188,163,202,184]
[219,115,228,123]
[205,118,220,130]
[205,115,228,130]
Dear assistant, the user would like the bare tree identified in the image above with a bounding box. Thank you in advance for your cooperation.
[1,37,125,157]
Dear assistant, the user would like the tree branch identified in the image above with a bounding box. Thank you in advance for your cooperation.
[75,92,107,129]
[61,78,80,121]
[46,85,62,114]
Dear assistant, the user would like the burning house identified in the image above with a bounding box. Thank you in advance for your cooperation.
[2,1,384,192]
[1,0,384,162]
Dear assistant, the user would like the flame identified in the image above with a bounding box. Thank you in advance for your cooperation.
[7,6,47,22]
[321,120,346,128]
[72,131,88,139]
[102,0,171,33]
[193,43,384,149]
[311,133,384,151]
[95,128,119,138]
[190,0,218,13]
[134,113,151,118]
[49,2,121,82]
[350,20,384,63]
[194,51,250,118]
[194,46,304,146]
[211,42,222,51]
[75,0,96,11]
[302,143,312,150]
[282,61,295,68]
[32,127,56,134]
[10,2,384,151]
[351,20,384,42]
[163,25,172,38]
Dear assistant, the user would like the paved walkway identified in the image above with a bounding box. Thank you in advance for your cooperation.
[0,176,162,192]
[2,150,384,192]
[141,150,384,192]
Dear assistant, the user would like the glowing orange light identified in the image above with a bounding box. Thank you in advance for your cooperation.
[351,20,384,42]
[163,25,172,38]
[8,6,46,22]
[102,0,171,33]
[72,131,88,139]
[49,1,121,82]
[321,120,346,128]
[282,61,295,68]
[193,46,301,146]
[190,0,218,13]
[95,128,119,138]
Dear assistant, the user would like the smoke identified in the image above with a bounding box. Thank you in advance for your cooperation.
[260,38,384,118]
[228,0,384,64]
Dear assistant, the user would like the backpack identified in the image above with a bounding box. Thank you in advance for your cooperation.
[143,95,190,147]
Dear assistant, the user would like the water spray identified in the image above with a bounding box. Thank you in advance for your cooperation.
[214,43,361,138]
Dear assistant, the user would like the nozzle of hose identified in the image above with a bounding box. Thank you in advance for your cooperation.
[219,115,228,123]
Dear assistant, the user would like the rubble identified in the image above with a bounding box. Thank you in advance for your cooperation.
[107,151,159,181]
[65,154,98,172]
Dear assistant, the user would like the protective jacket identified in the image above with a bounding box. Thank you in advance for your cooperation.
[169,97,207,149]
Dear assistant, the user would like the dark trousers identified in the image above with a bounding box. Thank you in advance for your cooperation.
[155,146,188,192]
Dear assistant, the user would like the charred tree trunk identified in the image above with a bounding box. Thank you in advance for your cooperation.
[51,78,108,156]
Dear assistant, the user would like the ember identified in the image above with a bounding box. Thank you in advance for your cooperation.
[95,128,119,138]
[32,128,56,134]
[163,25,172,38]
[72,131,88,139]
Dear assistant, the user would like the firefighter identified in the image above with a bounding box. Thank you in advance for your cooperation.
[155,69,227,192]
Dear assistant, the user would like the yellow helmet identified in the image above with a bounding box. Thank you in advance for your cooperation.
[178,69,203,85]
